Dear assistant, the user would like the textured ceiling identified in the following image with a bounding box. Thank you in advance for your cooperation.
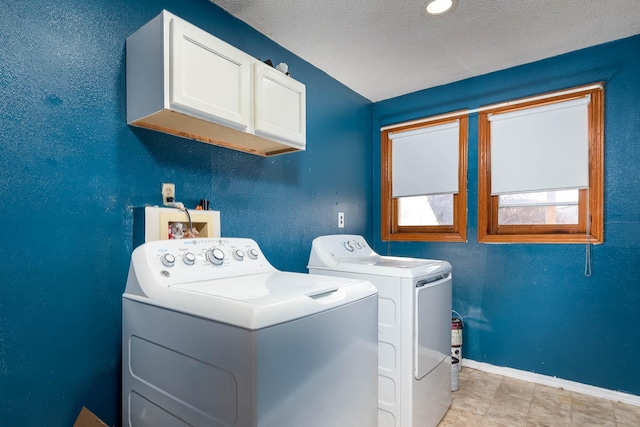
[210,0,640,102]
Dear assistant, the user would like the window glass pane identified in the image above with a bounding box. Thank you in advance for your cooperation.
[398,194,453,226]
[498,190,579,225]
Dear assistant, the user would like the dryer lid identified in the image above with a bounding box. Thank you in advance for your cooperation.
[308,234,451,278]
[329,256,450,278]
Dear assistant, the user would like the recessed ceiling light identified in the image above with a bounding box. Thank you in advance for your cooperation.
[423,0,458,16]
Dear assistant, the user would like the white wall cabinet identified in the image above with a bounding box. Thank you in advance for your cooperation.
[169,15,252,132]
[126,10,306,156]
[253,61,306,148]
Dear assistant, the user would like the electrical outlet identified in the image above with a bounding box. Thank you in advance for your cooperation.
[338,212,345,228]
[162,183,175,206]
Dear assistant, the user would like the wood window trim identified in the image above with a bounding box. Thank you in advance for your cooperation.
[478,84,604,244]
[381,115,468,242]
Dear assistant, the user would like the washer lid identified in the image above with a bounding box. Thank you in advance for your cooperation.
[171,271,354,303]
[127,271,377,330]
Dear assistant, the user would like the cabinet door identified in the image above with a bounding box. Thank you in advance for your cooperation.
[253,62,306,148]
[169,16,251,131]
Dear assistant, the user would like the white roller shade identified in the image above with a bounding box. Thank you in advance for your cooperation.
[390,121,460,198]
[489,96,590,195]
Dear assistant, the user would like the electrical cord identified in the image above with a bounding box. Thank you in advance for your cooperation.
[182,206,193,235]
[165,201,194,236]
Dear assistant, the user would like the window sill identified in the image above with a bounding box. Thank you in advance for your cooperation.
[384,232,467,243]
[477,233,602,244]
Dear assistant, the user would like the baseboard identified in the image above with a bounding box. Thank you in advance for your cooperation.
[461,358,640,407]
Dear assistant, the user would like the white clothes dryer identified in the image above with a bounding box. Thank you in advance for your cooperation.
[122,237,378,427]
[308,234,452,427]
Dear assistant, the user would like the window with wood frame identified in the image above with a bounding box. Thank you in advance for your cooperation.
[381,114,468,242]
[478,84,604,244]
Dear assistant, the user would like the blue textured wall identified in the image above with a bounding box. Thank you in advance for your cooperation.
[373,36,640,396]
[2,0,638,424]
[0,0,371,425]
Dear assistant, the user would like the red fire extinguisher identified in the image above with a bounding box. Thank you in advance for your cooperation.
[451,314,463,391]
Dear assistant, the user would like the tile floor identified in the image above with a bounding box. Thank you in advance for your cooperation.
[439,367,640,427]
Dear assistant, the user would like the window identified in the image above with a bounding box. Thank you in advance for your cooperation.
[478,84,603,243]
[381,114,468,242]
[498,190,580,225]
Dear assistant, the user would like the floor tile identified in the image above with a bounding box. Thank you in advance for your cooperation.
[439,368,640,427]
[613,401,640,427]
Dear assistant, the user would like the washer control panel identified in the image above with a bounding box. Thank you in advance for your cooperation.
[135,237,276,283]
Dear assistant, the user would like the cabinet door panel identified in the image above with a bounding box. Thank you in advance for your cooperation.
[254,62,306,148]
[170,17,251,131]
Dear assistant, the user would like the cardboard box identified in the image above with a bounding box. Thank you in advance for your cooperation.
[73,407,108,427]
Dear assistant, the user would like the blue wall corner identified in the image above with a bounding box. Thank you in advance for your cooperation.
[372,35,640,396]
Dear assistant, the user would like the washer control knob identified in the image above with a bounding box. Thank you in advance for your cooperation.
[344,241,355,252]
[355,241,363,250]
[247,248,259,260]
[161,253,176,267]
[183,252,196,266]
[233,249,245,261]
[206,248,225,265]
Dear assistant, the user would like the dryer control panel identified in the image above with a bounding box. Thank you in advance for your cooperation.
[310,234,375,260]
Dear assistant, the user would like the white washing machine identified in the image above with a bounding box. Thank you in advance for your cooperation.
[308,235,452,427]
[122,237,378,427]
